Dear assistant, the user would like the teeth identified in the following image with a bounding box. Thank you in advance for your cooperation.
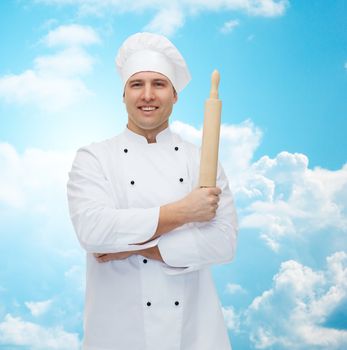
[141,106,156,111]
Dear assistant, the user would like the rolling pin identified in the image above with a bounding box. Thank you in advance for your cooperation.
[199,70,222,187]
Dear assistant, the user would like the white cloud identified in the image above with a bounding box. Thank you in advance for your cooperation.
[0,142,73,210]
[222,306,241,332]
[243,0,290,17]
[34,0,290,36]
[0,314,80,349]
[345,61,347,70]
[25,300,53,317]
[144,6,185,37]
[0,24,100,112]
[239,152,347,250]
[225,283,246,294]
[0,70,91,112]
[34,47,95,77]
[171,120,202,143]
[171,119,263,187]
[43,24,100,47]
[219,120,263,181]
[245,252,347,349]
[220,19,240,34]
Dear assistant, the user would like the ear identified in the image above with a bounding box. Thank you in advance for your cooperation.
[173,92,178,104]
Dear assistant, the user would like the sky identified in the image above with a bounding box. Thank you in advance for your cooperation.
[0,0,346,349]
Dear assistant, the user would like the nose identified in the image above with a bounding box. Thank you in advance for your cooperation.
[142,83,155,101]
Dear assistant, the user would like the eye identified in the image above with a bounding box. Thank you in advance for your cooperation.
[154,81,166,87]
[129,82,142,88]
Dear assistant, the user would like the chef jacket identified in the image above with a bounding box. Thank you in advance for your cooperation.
[67,126,238,350]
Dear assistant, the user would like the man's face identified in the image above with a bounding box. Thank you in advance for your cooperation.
[123,71,178,137]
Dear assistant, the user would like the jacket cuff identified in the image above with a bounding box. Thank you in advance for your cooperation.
[157,224,201,274]
[124,206,161,245]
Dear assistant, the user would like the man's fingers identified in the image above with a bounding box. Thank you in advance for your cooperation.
[214,187,222,195]
[97,254,115,263]
[95,252,132,263]
[205,187,221,196]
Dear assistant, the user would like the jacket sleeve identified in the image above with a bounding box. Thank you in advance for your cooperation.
[67,145,160,253]
[157,162,238,275]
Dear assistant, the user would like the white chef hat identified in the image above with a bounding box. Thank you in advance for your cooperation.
[115,32,191,93]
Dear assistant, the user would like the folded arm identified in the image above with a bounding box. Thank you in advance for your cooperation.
[67,146,221,254]
[68,145,237,272]
[95,166,238,274]
[157,164,238,275]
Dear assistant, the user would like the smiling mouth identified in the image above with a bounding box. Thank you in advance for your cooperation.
[138,106,158,111]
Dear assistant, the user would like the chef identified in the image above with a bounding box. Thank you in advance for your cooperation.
[67,32,238,350]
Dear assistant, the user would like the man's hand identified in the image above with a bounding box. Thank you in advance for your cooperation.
[94,251,133,263]
[179,187,221,223]
[94,246,163,263]
[142,186,222,241]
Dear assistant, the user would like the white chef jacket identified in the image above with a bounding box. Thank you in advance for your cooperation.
[67,126,238,350]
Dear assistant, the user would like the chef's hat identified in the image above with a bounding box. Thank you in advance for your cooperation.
[115,32,191,93]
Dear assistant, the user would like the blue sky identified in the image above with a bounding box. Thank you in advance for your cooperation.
[0,1,346,349]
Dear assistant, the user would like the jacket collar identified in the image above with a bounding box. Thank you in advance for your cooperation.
[123,125,173,144]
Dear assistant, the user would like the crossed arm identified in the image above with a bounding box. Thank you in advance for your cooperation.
[94,186,221,263]
[68,146,237,272]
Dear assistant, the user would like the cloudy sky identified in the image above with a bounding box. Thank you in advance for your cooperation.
[1,0,346,349]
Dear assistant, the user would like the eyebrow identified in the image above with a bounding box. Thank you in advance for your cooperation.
[128,79,142,84]
[128,78,169,84]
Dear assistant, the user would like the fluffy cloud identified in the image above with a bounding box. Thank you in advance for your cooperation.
[34,0,290,36]
[34,47,95,77]
[225,283,246,295]
[0,142,73,210]
[239,152,347,251]
[25,300,53,317]
[0,25,100,112]
[220,19,240,34]
[144,6,185,36]
[171,119,263,186]
[222,306,241,332]
[0,314,80,349]
[43,24,100,47]
[245,251,347,349]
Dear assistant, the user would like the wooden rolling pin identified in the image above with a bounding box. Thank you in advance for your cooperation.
[199,70,222,187]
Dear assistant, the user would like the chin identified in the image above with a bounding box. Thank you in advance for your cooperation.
[139,121,165,130]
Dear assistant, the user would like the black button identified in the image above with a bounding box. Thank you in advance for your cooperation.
[147,301,151,307]
[175,301,179,306]
[124,148,128,153]
[179,178,184,182]
[143,259,148,264]
[130,180,135,185]
[174,146,179,151]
